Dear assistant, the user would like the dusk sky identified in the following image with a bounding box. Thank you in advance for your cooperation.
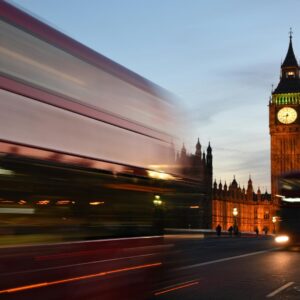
[10,0,300,191]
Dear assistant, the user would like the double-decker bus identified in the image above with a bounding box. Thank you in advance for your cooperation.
[275,172,300,246]
[0,2,205,242]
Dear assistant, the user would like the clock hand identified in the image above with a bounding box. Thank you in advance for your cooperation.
[284,113,289,123]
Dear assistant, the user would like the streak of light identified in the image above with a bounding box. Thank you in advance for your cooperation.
[36,200,50,205]
[0,262,162,294]
[154,280,199,296]
[147,170,174,180]
[0,167,14,175]
[0,207,35,214]
[274,235,289,243]
[89,201,105,206]
[1,253,158,277]
[282,197,300,202]
[56,200,71,205]
[0,46,84,85]
[104,183,171,193]
[0,235,162,249]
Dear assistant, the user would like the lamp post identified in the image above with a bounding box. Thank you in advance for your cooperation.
[233,207,238,234]
[272,216,277,234]
[153,195,163,234]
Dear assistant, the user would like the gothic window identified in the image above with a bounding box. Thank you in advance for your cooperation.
[254,207,258,219]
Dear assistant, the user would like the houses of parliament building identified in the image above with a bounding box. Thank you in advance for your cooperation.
[176,33,300,232]
[212,177,273,232]
[179,140,274,232]
[212,33,300,232]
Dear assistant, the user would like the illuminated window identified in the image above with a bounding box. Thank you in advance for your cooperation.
[264,211,270,219]
[89,201,105,206]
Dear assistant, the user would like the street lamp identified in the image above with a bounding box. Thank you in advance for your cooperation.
[272,216,277,234]
[233,207,238,234]
[153,195,163,234]
[153,195,162,206]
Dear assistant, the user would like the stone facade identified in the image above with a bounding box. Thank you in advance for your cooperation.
[212,177,277,233]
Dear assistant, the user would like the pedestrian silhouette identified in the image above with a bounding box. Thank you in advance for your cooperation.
[216,224,222,236]
[228,226,233,236]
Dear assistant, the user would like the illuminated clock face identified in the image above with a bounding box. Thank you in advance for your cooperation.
[277,107,297,124]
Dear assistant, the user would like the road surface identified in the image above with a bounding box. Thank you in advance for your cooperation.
[0,235,299,299]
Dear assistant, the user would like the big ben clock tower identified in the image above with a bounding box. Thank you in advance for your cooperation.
[269,30,300,201]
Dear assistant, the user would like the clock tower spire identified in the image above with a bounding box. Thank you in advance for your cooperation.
[269,31,300,202]
[273,29,300,94]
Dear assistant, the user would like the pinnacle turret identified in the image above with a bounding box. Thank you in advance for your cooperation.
[195,138,201,156]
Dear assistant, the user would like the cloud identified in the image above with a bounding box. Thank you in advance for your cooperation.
[186,93,248,125]
[184,62,278,126]
[221,61,279,90]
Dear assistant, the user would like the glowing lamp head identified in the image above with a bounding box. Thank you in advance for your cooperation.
[153,195,162,206]
[153,199,162,206]
[233,208,238,216]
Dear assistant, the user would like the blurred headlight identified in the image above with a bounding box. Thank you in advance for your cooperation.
[275,235,289,243]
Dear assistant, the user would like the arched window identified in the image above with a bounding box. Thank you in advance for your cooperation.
[264,210,270,220]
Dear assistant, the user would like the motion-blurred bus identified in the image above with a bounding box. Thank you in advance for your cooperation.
[275,172,300,245]
[0,2,205,242]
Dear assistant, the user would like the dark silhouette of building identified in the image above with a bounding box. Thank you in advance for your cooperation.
[269,30,300,202]
[173,139,213,228]
[176,139,212,185]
